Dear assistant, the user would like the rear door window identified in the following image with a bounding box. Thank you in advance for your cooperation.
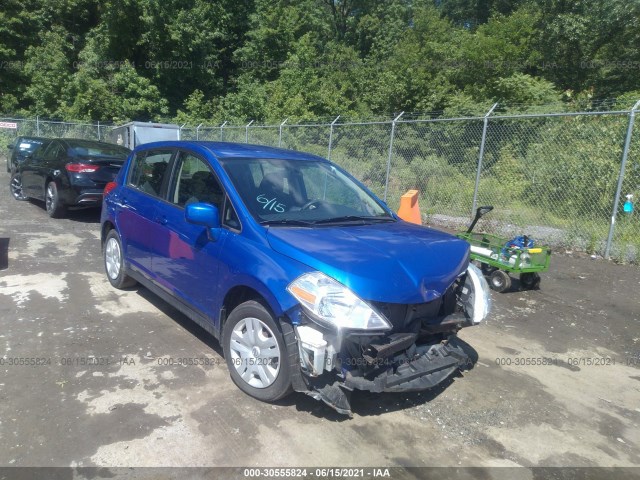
[128,149,173,197]
[42,142,64,162]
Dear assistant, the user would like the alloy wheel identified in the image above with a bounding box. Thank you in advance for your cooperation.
[45,184,54,213]
[10,175,25,200]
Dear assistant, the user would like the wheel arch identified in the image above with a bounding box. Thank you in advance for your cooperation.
[101,220,116,246]
[219,283,287,335]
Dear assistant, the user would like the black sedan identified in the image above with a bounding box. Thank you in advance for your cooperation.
[9,138,131,218]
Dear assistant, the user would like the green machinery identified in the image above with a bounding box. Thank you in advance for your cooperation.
[457,206,551,292]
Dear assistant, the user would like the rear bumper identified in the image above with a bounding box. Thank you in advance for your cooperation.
[59,184,104,208]
[73,190,104,206]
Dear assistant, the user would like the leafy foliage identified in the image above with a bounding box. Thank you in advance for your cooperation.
[0,0,638,122]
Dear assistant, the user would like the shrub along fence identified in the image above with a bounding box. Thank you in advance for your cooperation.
[2,102,639,262]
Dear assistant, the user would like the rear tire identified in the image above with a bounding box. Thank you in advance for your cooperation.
[520,272,541,290]
[222,300,292,402]
[45,181,66,218]
[489,270,511,292]
[103,229,137,289]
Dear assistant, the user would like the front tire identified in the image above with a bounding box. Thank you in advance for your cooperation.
[222,300,292,402]
[45,181,66,218]
[103,229,137,289]
[10,173,28,201]
[489,269,511,292]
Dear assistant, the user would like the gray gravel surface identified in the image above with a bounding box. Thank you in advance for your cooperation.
[0,168,638,472]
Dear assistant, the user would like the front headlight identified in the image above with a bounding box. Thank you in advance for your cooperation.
[287,272,392,331]
[460,263,492,324]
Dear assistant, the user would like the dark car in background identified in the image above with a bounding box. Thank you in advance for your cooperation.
[6,136,47,173]
[10,138,131,218]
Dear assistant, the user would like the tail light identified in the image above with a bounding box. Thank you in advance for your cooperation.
[104,182,117,195]
[65,163,100,173]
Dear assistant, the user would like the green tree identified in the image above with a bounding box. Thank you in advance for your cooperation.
[175,89,220,124]
[490,73,561,110]
[361,5,462,114]
[135,0,252,110]
[234,0,333,82]
[23,27,73,117]
[61,36,168,121]
[261,35,368,121]
[0,0,42,112]
[437,0,527,27]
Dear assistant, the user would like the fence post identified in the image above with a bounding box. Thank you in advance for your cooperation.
[220,121,228,141]
[279,118,288,147]
[605,99,640,259]
[97,121,101,141]
[196,123,203,140]
[327,115,340,160]
[36,116,40,136]
[471,103,498,217]
[245,120,254,144]
[178,123,186,140]
[383,112,404,202]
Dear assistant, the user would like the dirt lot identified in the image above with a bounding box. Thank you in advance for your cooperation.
[0,167,639,477]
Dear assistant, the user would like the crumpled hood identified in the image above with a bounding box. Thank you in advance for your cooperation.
[267,222,470,304]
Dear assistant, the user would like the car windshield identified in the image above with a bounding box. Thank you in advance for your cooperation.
[220,157,394,226]
[67,140,130,159]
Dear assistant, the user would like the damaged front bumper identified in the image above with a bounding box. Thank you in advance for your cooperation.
[283,264,489,416]
[288,324,472,416]
[343,335,471,393]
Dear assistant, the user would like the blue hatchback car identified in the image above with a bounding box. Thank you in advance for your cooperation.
[100,141,491,415]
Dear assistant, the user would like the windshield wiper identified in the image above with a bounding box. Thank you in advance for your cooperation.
[312,215,396,225]
[259,219,315,227]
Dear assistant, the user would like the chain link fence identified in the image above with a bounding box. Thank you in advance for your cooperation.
[0,118,109,145]
[2,105,639,262]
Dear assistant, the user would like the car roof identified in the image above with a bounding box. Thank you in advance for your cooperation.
[134,141,328,162]
[15,136,48,142]
[58,138,129,148]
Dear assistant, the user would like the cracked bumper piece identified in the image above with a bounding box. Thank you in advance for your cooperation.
[343,337,469,393]
[297,336,470,416]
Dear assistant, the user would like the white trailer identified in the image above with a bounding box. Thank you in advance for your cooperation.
[108,122,181,149]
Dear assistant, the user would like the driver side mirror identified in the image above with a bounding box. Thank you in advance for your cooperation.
[185,202,221,241]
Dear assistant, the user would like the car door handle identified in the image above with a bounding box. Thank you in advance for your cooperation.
[155,216,168,225]
[117,197,132,210]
